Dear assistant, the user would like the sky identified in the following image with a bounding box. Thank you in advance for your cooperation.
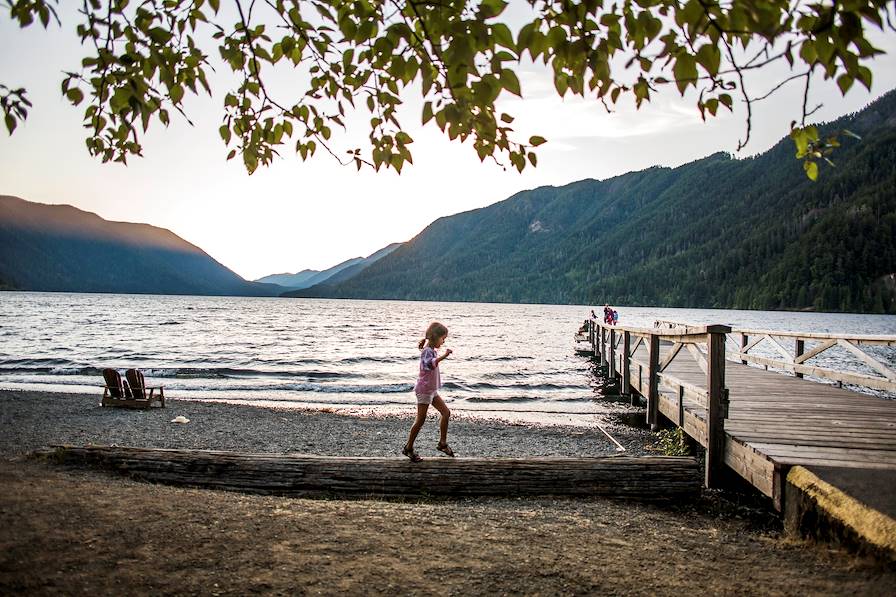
[2,3,896,280]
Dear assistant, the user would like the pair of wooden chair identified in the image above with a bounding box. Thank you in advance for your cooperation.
[102,368,165,409]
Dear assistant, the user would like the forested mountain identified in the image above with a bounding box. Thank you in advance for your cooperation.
[255,269,319,288]
[280,242,402,295]
[293,90,896,313]
[0,196,280,296]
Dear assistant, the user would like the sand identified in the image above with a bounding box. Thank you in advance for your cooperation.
[1,390,894,595]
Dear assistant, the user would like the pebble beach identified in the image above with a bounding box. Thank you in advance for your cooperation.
[0,389,653,458]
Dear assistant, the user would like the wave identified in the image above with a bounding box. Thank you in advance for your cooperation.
[463,396,540,403]
[0,365,359,380]
[442,381,581,391]
[337,356,411,364]
[183,382,414,394]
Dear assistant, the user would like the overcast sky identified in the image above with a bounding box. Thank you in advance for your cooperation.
[2,3,896,280]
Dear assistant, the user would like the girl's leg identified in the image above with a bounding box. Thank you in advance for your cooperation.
[431,394,451,446]
[405,403,429,450]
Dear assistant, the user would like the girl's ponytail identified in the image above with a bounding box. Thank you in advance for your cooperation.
[419,321,448,350]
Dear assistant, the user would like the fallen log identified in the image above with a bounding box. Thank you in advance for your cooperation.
[33,445,700,501]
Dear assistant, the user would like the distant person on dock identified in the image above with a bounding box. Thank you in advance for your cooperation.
[612,310,619,325]
[590,309,597,320]
[603,304,612,325]
[403,321,454,462]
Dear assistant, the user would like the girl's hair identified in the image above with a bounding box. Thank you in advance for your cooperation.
[418,321,448,350]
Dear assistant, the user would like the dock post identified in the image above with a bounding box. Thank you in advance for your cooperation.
[647,333,660,431]
[588,319,594,353]
[705,325,731,488]
[600,326,607,367]
[622,331,633,405]
[608,329,617,379]
[740,333,748,365]
[794,339,804,378]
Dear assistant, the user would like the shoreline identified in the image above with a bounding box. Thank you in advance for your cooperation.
[0,389,654,459]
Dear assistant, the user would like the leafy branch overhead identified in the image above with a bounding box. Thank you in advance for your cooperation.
[3,0,895,177]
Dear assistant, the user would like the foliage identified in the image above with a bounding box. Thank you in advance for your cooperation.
[3,0,895,176]
[653,427,690,457]
[294,89,896,313]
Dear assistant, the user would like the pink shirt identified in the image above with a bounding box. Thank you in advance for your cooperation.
[414,347,441,395]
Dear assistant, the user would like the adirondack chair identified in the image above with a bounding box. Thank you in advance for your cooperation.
[101,368,165,408]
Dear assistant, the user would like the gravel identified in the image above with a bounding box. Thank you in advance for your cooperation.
[0,390,655,458]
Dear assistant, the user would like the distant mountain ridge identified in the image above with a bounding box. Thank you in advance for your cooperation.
[290,90,896,313]
[255,269,319,288]
[0,196,280,296]
[260,242,402,292]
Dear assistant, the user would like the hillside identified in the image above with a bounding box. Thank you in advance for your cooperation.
[293,91,896,313]
[255,269,319,288]
[0,197,280,296]
[280,242,402,295]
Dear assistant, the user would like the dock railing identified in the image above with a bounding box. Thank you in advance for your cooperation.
[654,319,896,394]
[588,318,731,487]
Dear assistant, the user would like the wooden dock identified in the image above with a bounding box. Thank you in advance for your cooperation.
[585,318,896,510]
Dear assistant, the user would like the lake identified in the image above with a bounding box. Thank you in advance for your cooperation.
[1,292,894,426]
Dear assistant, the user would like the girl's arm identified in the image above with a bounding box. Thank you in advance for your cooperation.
[436,349,453,363]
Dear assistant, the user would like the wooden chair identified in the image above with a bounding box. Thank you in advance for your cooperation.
[101,368,165,409]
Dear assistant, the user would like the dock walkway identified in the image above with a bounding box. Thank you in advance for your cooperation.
[585,319,896,511]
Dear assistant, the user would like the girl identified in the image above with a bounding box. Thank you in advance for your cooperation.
[403,321,454,462]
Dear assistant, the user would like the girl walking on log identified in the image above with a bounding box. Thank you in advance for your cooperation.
[403,321,454,462]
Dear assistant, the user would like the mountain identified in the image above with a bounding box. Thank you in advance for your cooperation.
[0,196,280,296]
[255,269,320,288]
[288,90,896,313]
[282,243,403,295]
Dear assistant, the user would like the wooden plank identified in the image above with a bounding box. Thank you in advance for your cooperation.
[725,433,896,450]
[733,328,896,344]
[724,436,776,498]
[34,446,702,500]
[836,339,896,381]
[647,334,660,430]
[658,342,684,372]
[658,393,707,447]
[737,353,896,392]
[794,339,836,364]
[765,335,794,361]
[685,344,708,374]
[744,443,896,463]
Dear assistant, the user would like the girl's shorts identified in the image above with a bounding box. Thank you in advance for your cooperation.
[415,391,437,405]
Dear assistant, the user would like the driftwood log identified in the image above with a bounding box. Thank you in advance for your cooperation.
[33,445,700,501]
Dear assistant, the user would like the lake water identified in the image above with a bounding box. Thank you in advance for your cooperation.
[1,292,894,426]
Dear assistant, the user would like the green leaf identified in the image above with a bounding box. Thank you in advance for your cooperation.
[672,53,697,95]
[500,70,521,97]
[695,44,721,76]
[803,160,818,181]
[148,27,174,44]
[66,88,84,106]
[836,74,853,94]
[529,135,546,147]
[170,84,184,104]
[803,160,818,180]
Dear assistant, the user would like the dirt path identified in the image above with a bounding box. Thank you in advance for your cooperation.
[1,460,893,596]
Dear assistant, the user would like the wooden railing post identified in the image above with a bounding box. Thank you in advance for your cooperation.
[705,325,731,488]
[600,326,607,367]
[740,333,748,365]
[622,331,634,405]
[608,329,617,379]
[794,338,804,379]
[647,333,660,431]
